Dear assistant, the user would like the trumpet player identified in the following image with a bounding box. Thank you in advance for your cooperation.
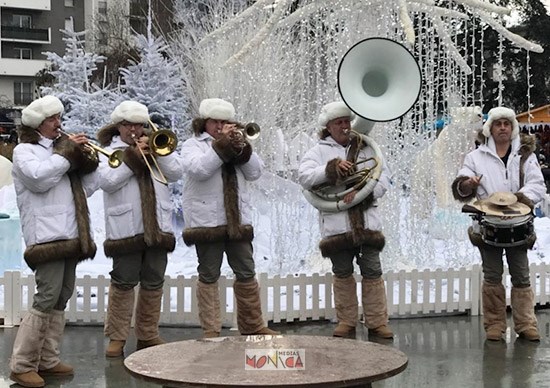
[96,101,183,357]
[9,95,99,387]
[298,101,393,339]
[181,98,278,338]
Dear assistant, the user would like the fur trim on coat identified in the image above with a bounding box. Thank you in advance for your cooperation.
[97,124,176,256]
[325,158,341,185]
[212,135,251,163]
[453,132,536,202]
[452,176,475,202]
[53,134,99,174]
[319,133,384,256]
[319,229,385,256]
[182,163,254,246]
[183,225,254,246]
[17,126,96,269]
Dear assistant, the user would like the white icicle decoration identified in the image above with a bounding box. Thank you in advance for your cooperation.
[223,0,293,67]
[453,0,511,15]
[198,0,272,47]
[477,9,544,53]
[432,16,473,74]
[398,0,416,46]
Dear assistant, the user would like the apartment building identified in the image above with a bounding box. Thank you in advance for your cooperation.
[0,0,173,136]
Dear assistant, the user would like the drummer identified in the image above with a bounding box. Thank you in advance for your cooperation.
[452,106,546,342]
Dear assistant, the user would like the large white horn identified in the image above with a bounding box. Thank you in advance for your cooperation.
[338,37,422,122]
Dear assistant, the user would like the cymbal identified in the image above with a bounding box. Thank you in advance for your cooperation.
[470,198,531,217]
[486,192,517,207]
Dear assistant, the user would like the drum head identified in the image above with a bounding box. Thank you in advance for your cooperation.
[483,214,532,226]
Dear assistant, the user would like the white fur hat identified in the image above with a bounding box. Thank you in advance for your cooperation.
[199,98,235,121]
[318,101,352,128]
[21,95,64,129]
[482,107,519,139]
[111,101,149,124]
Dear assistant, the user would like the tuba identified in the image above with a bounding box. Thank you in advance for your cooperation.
[304,38,422,212]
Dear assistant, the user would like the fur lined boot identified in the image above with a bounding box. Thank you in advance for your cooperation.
[511,286,540,341]
[104,284,135,357]
[9,308,51,387]
[197,281,222,338]
[332,275,358,338]
[135,288,166,350]
[482,282,507,341]
[362,277,393,339]
[234,278,280,335]
[38,309,73,376]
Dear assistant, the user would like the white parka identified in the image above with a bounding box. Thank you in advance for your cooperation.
[298,136,391,238]
[12,136,99,246]
[180,132,262,229]
[457,136,546,204]
[99,136,184,240]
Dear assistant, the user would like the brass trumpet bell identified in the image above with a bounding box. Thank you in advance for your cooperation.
[235,122,260,140]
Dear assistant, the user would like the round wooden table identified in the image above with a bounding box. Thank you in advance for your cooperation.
[124,335,408,387]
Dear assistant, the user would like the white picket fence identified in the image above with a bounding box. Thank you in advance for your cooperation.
[1,263,550,327]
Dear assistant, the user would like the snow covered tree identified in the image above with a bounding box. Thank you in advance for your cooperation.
[119,6,190,141]
[40,24,118,138]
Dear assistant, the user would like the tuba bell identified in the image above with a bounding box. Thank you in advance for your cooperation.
[303,38,423,212]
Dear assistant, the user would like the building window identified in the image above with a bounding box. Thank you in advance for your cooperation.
[64,0,74,6]
[12,15,32,28]
[65,18,74,31]
[14,82,33,105]
[98,1,107,14]
[13,48,32,59]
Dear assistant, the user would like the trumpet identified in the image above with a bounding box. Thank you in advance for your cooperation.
[233,122,260,141]
[59,130,123,168]
[131,120,178,184]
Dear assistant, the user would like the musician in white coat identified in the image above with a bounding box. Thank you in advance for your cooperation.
[298,101,393,339]
[452,106,546,342]
[180,98,278,338]
[97,101,183,357]
[10,95,99,387]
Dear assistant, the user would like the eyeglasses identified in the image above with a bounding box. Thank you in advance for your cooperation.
[120,122,144,129]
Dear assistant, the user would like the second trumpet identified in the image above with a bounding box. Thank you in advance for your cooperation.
[59,129,124,168]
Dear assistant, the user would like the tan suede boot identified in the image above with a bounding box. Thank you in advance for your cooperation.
[332,275,358,338]
[234,278,280,335]
[482,282,507,341]
[135,288,166,350]
[38,309,73,376]
[9,308,50,387]
[104,284,135,357]
[511,286,540,341]
[9,371,45,388]
[197,281,222,338]
[362,277,393,339]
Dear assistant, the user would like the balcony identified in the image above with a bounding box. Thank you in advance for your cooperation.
[0,58,49,77]
[0,0,52,11]
[1,26,50,44]
[0,0,50,11]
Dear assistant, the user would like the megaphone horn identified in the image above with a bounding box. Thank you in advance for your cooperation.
[338,37,422,123]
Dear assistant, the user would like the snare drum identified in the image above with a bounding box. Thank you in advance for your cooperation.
[479,214,534,247]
